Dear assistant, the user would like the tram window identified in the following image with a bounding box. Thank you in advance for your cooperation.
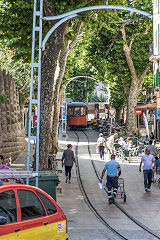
[68,108,74,116]
[74,107,80,115]
[81,107,85,115]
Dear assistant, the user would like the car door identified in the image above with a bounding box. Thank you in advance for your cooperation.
[16,188,67,240]
[35,190,68,240]
[0,189,20,240]
[15,188,48,240]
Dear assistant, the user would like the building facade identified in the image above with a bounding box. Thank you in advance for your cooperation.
[150,0,160,139]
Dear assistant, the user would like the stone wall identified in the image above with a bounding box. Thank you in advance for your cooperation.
[0,69,25,163]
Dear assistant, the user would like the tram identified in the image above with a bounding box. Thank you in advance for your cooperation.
[67,102,88,129]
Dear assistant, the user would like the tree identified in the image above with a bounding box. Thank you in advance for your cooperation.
[0,0,104,170]
[0,0,153,170]
[85,0,153,131]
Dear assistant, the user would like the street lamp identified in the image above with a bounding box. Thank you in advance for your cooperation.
[142,87,146,103]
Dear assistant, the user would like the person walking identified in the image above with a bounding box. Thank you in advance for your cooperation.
[62,144,76,184]
[0,155,9,170]
[107,133,118,154]
[150,132,155,140]
[139,148,156,192]
[147,140,157,157]
[0,155,9,182]
[100,154,121,204]
[97,133,106,160]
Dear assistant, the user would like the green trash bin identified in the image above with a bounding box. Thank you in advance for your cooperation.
[25,171,59,201]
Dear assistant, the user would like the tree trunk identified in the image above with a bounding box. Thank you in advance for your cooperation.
[51,42,70,153]
[39,19,82,170]
[115,110,121,124]
[39,23,69,170]
[126,82,141,132]
[120,26,151,133]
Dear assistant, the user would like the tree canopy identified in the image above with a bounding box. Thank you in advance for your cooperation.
[0,0,154,167]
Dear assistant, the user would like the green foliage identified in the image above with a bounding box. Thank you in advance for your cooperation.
[0,45,31,104]
[0,0,153,111]
[84,0,153,113]
[0,0,105,61]
[114,129,127,138]
[0,93,7,103]
[0,0,33,61]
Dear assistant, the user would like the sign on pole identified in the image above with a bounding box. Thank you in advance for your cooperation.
[108,108,116,118]
[135,110,142,115]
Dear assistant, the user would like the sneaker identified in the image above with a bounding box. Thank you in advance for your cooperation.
[65,177,68,183]
[109,197,115,204]
[68,180,71,184]
[113,192,117,198]
[147,189,151,192]
[145,188,148,192]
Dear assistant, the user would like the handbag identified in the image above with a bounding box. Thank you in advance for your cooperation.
[98,179,105,189]
[154,172,157,182]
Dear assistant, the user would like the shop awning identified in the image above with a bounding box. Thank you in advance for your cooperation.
[135,102,156,110]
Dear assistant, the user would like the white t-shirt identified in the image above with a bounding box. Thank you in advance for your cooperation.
[97,137,106,147]
[107,135,114,150]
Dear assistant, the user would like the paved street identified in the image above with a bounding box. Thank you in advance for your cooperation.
[57,129,160,240]
[11,129,160,239]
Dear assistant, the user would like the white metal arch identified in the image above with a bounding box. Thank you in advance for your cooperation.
[42,5,152,50]
[43,5,153,21]
[64,75,97,92]
[61,75,97,137]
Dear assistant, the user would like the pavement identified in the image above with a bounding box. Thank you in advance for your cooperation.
[56,131,119,240]
[57,130,160,240]
[11,130,160,239]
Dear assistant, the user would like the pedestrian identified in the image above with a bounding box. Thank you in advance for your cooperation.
[147,140,157,156]
[0,155,9,170]
[150,132,155,140]
[0,155,9,182]
[107,133,118,154]
[155,156,160,168]
[139,148,156,192]
[62,144,76,184]
[97,133,106,160]
[100,154,121,204]
[127,138,133,149]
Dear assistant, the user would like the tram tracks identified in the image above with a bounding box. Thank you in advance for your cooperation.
[74,131,127,240]
[74,130,160,240]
